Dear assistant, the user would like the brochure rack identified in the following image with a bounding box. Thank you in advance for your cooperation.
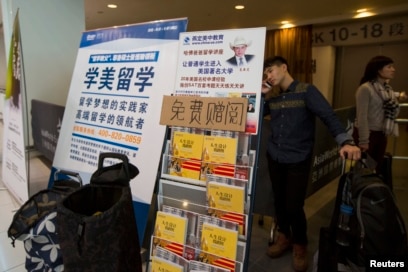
[148,120,263,272]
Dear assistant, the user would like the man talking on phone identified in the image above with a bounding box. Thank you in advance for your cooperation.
[261,56,361,271]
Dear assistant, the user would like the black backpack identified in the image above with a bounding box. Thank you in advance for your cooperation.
[335,160,408,268]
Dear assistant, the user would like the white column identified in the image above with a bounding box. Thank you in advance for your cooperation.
[1,0,85,106]
[312,45,336,105]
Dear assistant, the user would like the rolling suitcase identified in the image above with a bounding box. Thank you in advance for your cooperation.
[57,152,142,272]
[316,159,350,272]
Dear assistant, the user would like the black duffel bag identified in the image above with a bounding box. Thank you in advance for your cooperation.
[57,152,142,272]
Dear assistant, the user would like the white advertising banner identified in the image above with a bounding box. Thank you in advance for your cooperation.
[173,27,266,134]
[2,11,29,204]
[50,18,188,242]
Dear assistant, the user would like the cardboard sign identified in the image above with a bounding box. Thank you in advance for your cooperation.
[160,96,248,132]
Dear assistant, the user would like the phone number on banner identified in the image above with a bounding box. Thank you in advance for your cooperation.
[98,129,142,144]
[73,125,142,144]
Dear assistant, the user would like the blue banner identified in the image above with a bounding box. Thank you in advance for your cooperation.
[51,18,188,244]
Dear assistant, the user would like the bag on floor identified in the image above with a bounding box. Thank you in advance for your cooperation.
[344,160,408,267]
[317,157,408,271]
[57,152,142,272]
[7,170,82,272]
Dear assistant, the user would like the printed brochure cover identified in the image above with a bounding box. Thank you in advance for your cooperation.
[151,236,184,257]
[206,209,246,237]
[207,181,245,214]
[151,246,189,271]
[189,260,230,272]
[154,211,188,245]
[202,135,238,165]
[169,156,202,180]
[151,256,183,272]
[172,130,204,160]
[201,223,238,260]
[162,205,200,248]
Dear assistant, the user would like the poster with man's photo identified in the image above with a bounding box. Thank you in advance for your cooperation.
[173,28,266,134]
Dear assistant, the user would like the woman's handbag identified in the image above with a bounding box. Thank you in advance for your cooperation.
[57,152,142,272]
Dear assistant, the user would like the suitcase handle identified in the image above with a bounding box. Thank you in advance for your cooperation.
[54,169,83,186]
[98,152,129,168]
[97,152,130,175]
[93,152,139,183]
[342,152,376,174]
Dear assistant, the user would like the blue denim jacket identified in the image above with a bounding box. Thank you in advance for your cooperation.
[263,80,351,163]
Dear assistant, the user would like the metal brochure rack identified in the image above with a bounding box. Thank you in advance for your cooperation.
[148,107,263,272]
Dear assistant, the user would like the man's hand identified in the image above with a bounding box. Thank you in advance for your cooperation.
[261,81,272,94]
[339,145,361,160]
[358,143,369,152]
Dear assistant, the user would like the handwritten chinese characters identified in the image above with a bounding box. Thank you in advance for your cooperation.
[160,96,248,132]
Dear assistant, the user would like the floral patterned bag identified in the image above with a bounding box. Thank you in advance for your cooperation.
[8,170,82,271]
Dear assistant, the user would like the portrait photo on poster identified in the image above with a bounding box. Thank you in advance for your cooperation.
[226,36,254,67]
[242,93,257,113]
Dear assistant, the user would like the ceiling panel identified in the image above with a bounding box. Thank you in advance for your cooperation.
[84,0,408,31]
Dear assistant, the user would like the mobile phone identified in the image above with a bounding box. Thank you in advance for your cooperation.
[264,81,272,88]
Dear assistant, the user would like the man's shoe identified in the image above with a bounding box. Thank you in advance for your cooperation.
[293,244,308,272]
[266,232,291,258]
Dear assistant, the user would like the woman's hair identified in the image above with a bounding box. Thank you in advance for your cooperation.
[360,55,394,85]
